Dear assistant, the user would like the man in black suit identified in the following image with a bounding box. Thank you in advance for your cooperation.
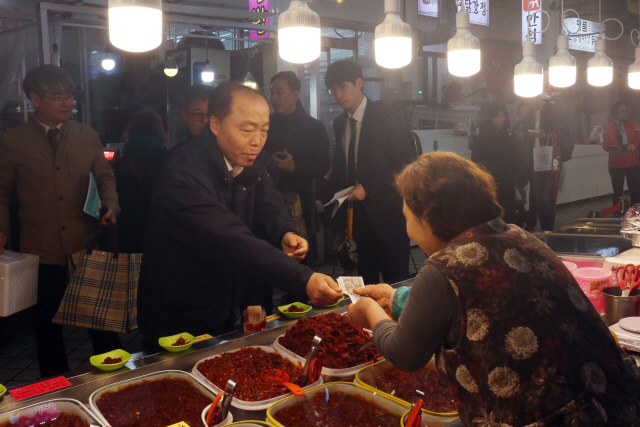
[325,60,416,284]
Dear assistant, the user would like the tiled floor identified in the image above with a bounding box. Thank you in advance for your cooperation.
[0,194,619,390]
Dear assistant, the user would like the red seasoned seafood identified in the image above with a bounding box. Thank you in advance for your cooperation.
[0,413,88,427]
[284,304,306,313]
[102,357,122,364]
[196,347,305,401]
[171,337,190,346]
[278,312,378,369]
[273,392,399,427]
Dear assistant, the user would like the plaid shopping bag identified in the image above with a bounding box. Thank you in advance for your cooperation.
[53,228,142,333]
[279,190,308,240]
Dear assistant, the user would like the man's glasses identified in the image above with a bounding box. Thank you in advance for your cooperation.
[40,94,74,104]
[189,112,209,121]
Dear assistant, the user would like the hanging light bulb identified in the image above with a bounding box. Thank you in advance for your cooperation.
[278,0,321,64]
[587,38,613,86]
[629,47,640,90]
[102,52,116,71]
[514,40,543,98]
[201,59,214,83]
[51,43,60,67]
[447,8,480,77]
[549,35,576,88]
[164,56,178,77]
[108,0,162,52]
[375,0,412,69]
[242,71,258,89]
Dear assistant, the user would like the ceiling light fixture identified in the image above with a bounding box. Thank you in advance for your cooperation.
[549,0,577,88]
[375,0,412,69]
[164,56,178,77]
[242,71,258,89]
[278,0,321,64]
[447,0,480,77]
[587,0,623,87]
[514,8,548,98]
[628,14,640,89]
[108,0,162,52]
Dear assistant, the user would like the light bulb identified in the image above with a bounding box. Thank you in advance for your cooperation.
[242,71,258,89]
[549,35,576,88]
[102,53,115,71]
[375,0,412,69]
[628,47,640,90]
[201,60,214,83]
[278,0,321,64]
[108,0,162,53]
[587,38,613,87]
[164,56,178,77]
[514,40,543,98]
[447,10,481,77]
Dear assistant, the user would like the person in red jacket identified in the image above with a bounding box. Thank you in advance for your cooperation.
[603,102,640,206]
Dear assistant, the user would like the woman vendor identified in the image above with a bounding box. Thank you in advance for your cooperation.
[348,152,640,427]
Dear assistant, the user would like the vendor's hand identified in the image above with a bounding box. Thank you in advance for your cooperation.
[348,297,390,329]
[607,145,622,153]
[346,184,366,201]
[274,153,295,173]
[0,232,7,255]
[353,284,395,312]
[101,209,116,226]
[282,232,308,261]
[625,145,636,154]
[307,273,343,306]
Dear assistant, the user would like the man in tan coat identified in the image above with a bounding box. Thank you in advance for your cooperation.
[0,65,120,377]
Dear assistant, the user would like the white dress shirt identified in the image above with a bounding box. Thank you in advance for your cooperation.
[36,115,63,134]
[343,96,368,169]
[224,156,244,178]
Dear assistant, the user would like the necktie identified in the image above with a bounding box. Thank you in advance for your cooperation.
[47,128,59,152]
[347,117,357,186]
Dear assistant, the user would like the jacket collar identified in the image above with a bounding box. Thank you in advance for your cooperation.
[450,218,510,243]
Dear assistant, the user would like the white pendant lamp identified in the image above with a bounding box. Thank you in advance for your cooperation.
[242,71,258,89]
[514,40,543,98]
[102,52,116,71]
[278,0,321,64]
[447,7,480,77]
[108,0,162,53]
[375,0,412,69]
[587,38,613,87]
[630,48,640,89]
[549,35,576,88]
[164,56,178,77]
[201,60,214,83]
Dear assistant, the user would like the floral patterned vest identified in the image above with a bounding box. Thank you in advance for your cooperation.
[428,218,640,427]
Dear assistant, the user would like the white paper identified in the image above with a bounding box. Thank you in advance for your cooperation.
[338,276,365,304]
[324,186,354,218]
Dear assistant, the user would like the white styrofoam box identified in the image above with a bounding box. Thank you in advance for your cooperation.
[0,250,39,317]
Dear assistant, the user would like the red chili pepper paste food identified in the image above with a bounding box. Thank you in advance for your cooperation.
[171,337,190,346]
[278,312,378,369]
[284,304,306,313]
[95,378,211,427]
[102,357,123,364]
[0,413,88,427]
[273,392,399,427]
[197,347,304,401]
[364,366,461,413]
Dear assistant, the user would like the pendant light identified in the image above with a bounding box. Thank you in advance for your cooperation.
[628,18,640,89]
[587,0,623,87]
[278,0,321,64]
[164,56,178,77]
[514,40,543,97]
[108,0,162,53]
[375,0,412,69]
[201,37,214,83]
[447,1,480,77]
[242,71,258,89]
[102,52,116,71]
[549,2,576,88]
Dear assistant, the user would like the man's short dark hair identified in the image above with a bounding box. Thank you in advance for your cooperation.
[325,60,363,89]
[270,71,301,92]
[183,84,212,111]
[22,65,75,98]
[209,81,267,121]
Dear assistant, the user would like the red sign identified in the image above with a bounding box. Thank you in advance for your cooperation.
[523,0,540,12]
[103,150,116,161]
[9,377,73,401]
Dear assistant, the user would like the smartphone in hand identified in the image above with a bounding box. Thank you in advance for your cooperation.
[275,152,288,160]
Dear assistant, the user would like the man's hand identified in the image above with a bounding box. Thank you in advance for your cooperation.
[101,209,116,226]
[346,184,366,201]
[274,153,295,173]
[306,273,343,306]
[624,145,636,154]
[348,297,390,329]
[282,232,308,261]
[353,283,395,312]
[0,232,7,256]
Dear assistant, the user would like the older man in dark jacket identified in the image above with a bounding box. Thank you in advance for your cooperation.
[138,83,341,347]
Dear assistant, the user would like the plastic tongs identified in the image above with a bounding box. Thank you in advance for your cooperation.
[405,390,424,427]
[301,335,323,386]
[205,391,224,426]
[219,379,237,424]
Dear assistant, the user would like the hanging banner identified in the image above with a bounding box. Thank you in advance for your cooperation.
[563,18,603,52]
[522,0,542,45]
[418,0,438,17]
[457,0,489,26]
[249,0,269,40]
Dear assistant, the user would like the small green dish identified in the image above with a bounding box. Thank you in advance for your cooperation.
[312,295,345,308]
[90,349,131,372]
[158,332,196,353]
[279,302,312,318]
[0,383,7,399]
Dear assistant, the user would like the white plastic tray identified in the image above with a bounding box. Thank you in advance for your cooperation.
[192,346,322,411]
[89,370,216,427]
[0,399,100,427]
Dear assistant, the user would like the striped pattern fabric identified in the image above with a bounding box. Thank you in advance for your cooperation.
[278,190,308,240]
[53,250,142,333]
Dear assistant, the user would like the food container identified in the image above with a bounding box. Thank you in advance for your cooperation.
[90,370,216,427]
[0,399,100,427]
[266,382,428,427]
[278,303,311,319]
[192,346,323,412]
[355,359,459,423]
[158,332,196,353]
[0,250,39,317]
[200,404,233,427]
[89,349,131,372]
[573,267,612,314]
[243,308,266,332]
[272,334,377,383]
[562,261,577,272]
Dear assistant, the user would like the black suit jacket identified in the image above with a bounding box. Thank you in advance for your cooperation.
[327,99,416,243]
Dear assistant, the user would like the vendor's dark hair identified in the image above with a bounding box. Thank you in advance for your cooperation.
[325,60,363,89]
[127,110,165,139]
[22,65,75,98]
[270,71,301,92]
[610,102,627,120]
[208,82,267,121]
[183,84,212,111]
[396,152,503,242]
[485,103,507,121]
